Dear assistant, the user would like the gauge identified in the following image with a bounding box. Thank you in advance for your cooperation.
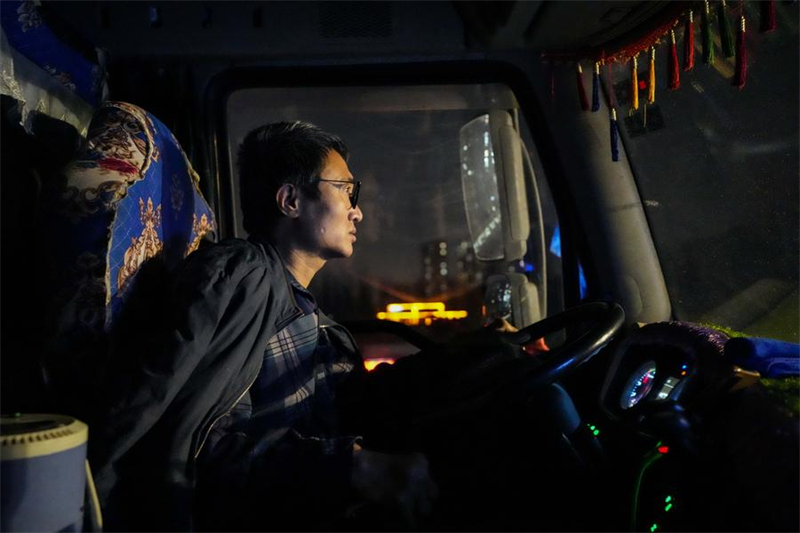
[655,376,681,400]
[620,361,658,409]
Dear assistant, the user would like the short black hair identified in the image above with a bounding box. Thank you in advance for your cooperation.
[238,121,349,236]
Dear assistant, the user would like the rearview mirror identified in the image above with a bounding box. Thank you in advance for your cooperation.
[459,111,529,262]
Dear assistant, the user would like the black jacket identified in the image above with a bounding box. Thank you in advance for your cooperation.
[90,238,362,531]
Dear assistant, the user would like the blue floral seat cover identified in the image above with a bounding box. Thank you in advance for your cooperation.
[48,101,215,344]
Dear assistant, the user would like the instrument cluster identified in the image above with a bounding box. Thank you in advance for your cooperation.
[599,327,699,421]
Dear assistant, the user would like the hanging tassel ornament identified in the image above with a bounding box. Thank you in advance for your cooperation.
[630,55,639,111]
[684,10,695,71]
[548,60,556,104]
[733,14,747,88]
[576,64,590,111]
[702,0,715,65]
[610,108,619,162]
[648,47,656,104]
[669,30,680,90]
[604,61,618,109]
[591,62,601,111]
[718,0,735,58]
[760,0,776,33]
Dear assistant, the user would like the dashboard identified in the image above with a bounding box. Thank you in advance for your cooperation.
[595,321,798,533]
[611,348,693,412]
[598,322,732,424]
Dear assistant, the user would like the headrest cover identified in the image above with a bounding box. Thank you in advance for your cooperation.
[51,101,215,331]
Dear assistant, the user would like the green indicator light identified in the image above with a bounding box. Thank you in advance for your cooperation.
[588,424,596,431]
[593,429,600,436]
[650,524,658,532]
[665,503,673,512]
[656,441,663,447]
[665,496,672,503]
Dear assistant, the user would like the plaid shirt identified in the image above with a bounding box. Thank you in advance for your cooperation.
[249,273,356,440]
[192,250,365,531]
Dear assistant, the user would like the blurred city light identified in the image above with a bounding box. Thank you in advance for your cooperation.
[364,358,396,371]
[376,302,468,326]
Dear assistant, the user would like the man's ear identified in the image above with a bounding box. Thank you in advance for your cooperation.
[275,183,300,218]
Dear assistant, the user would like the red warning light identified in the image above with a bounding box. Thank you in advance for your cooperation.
[657,446,670,454]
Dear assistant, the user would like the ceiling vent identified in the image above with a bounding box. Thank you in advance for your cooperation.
[318,1,393,40]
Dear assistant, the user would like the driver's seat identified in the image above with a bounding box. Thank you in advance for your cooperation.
[40,101,216,422]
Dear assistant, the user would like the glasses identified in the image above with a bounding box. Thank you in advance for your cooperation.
[315,179,361,209]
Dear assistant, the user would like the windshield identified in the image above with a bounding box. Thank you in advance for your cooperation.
[225,84,565,344]
[619,3,799,342]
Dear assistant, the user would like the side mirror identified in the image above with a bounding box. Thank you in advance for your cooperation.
[459,111,529,262]
[484,273,541,328]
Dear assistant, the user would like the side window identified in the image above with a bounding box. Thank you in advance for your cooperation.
[620,3,798,341]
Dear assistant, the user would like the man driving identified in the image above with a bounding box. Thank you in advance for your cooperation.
[92,120,589,533]
[92,121,438,531]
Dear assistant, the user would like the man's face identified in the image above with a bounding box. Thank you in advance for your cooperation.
[299,150,363,259]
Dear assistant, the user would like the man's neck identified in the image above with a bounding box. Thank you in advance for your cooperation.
[274,240,326,288]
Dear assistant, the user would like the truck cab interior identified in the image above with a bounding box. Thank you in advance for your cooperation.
[1,1,798,531]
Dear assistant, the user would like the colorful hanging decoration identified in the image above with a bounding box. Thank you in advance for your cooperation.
[610,108,619,162]
[734,13,747,88]
[760,0,776,32]
[717,0,735,58]
[701,0,715,65]
[576,64,590,111]
[684,10,695,71]
[539,1,778,163]
[648,47,656,104]
[668,30,680,90]
[631,55,639,111]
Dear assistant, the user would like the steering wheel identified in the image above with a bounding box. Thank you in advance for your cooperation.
[416,301,625,422]
[501,300,625,388]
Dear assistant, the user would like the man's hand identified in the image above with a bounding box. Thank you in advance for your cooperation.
[487,317,549,356]
[350,443,439,529]
[486,316,518,332]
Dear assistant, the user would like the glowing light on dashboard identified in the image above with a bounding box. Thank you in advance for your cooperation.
[656,376,680,400]
[363,358,395,371]
[376,302,468,326]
